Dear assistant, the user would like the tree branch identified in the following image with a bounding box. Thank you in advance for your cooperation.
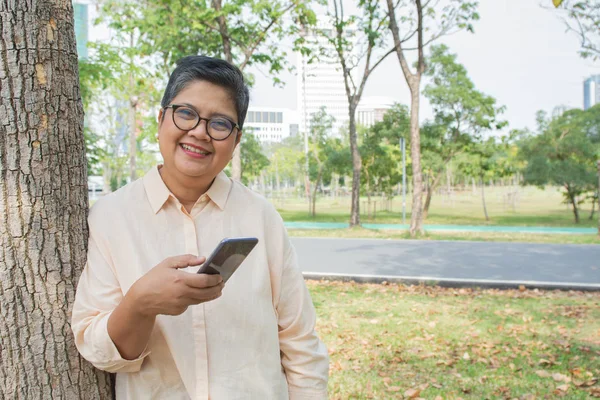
[239,2,296,70]
[386,0,414,80]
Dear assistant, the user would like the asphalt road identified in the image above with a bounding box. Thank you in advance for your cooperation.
[291,238,600,286]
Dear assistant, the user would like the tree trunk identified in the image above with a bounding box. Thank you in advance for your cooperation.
[349,105,361,226]
[481,177,490,222]
[589,196,596,221]
[408,79,424,235]
[565,185,580,224]
[212,0,242,182]
[423,171,444,220]
[597,161,600,236]
[311,166,322,218]
[0,1,112,398]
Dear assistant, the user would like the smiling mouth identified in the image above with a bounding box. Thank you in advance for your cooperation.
[180,143,211,155]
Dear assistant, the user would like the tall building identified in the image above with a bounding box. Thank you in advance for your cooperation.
[583,75,600,110]
[297,23,349,137]
[357,96,396,127]
[73,1,89,59]
[244,107,299,144]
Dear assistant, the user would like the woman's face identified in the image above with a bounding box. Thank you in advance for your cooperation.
[157,80,241,182]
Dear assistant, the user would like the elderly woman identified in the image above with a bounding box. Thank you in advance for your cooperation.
[72,56,329,399]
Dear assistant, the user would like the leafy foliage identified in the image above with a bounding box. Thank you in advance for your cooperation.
[239,132,270,186]
[519,105,600,222]
[360,104,411,198]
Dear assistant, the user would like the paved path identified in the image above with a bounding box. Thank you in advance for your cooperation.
[291,238,600,288]
[284,222,597,234]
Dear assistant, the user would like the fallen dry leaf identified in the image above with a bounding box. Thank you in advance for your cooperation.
[574,377,598,387]
[556,383,569,392]
[387,386,401,392]
[404,388,421,398]
[536,370,551,378]
[552,373,570,382]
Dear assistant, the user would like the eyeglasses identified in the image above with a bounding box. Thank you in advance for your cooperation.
[163,104,240,141]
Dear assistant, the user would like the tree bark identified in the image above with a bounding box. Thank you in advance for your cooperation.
[311,166,322,218]
[211,0,243,182]
[386,0,425,236]
[0,1,112,398]
[481,177,490,222]
[566,185,580,224]
[408,79,424,234]
[423,171,444,219]
[348,105,361,226]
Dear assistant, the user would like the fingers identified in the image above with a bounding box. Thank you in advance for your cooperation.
[166,255,206,269]
[183,272,223,289]
[183,284,224,303]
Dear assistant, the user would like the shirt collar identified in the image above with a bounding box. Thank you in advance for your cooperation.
[143,166,232,214]
[204,170,232,211]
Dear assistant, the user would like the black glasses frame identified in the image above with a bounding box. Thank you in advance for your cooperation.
[163,104,240,141]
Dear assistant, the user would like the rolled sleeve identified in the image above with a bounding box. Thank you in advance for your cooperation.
[277,242,329,399]
[71,218,150,373]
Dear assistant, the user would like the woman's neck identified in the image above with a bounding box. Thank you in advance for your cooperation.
[158,166,214,211]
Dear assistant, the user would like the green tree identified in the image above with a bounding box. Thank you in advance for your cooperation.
[519,106,600,223]
[361,105,411,212]
[106,0,320,182]
[78,46,119,176]
[324,0,396,227]
[421,44,506,218]
[266,139,305,200]
[239,132,270,186]
[306,107,342,217]
[459,137,513,222]
[385,0,479,235]
[93,3,161,183]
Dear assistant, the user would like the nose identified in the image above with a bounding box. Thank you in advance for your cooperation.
[187,118,212,141]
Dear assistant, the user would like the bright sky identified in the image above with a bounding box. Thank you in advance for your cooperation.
[249,0,600,132]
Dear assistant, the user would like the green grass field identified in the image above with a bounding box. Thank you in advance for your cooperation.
[308,281,600,399]
[271,186,598,228]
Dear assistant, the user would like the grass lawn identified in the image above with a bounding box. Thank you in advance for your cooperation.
[272,186,599,228]
[288,227,600,245]
[308,281,600,399]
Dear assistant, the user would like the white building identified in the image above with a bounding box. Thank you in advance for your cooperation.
[297,24,349,137]
[357,96,396,127]
[244,107,299,143]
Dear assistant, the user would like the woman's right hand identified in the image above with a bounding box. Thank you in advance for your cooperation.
[127,254,224,317]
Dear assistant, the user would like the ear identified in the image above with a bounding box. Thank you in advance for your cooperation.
[157,108,164,127]
[234,129,243,147]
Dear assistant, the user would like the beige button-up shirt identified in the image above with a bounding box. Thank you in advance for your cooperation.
[72,166,329,399]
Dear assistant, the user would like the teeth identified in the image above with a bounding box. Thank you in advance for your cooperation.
[181,144,209,155]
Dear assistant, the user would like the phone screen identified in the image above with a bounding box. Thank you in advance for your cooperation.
[198,238,258,282]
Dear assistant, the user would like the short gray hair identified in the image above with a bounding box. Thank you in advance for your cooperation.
[161,56,250,128]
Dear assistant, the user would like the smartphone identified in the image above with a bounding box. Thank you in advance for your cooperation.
[196,237,259,282]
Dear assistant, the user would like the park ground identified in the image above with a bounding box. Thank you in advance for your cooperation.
[269,186,600,244]
[309,280,600,399]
